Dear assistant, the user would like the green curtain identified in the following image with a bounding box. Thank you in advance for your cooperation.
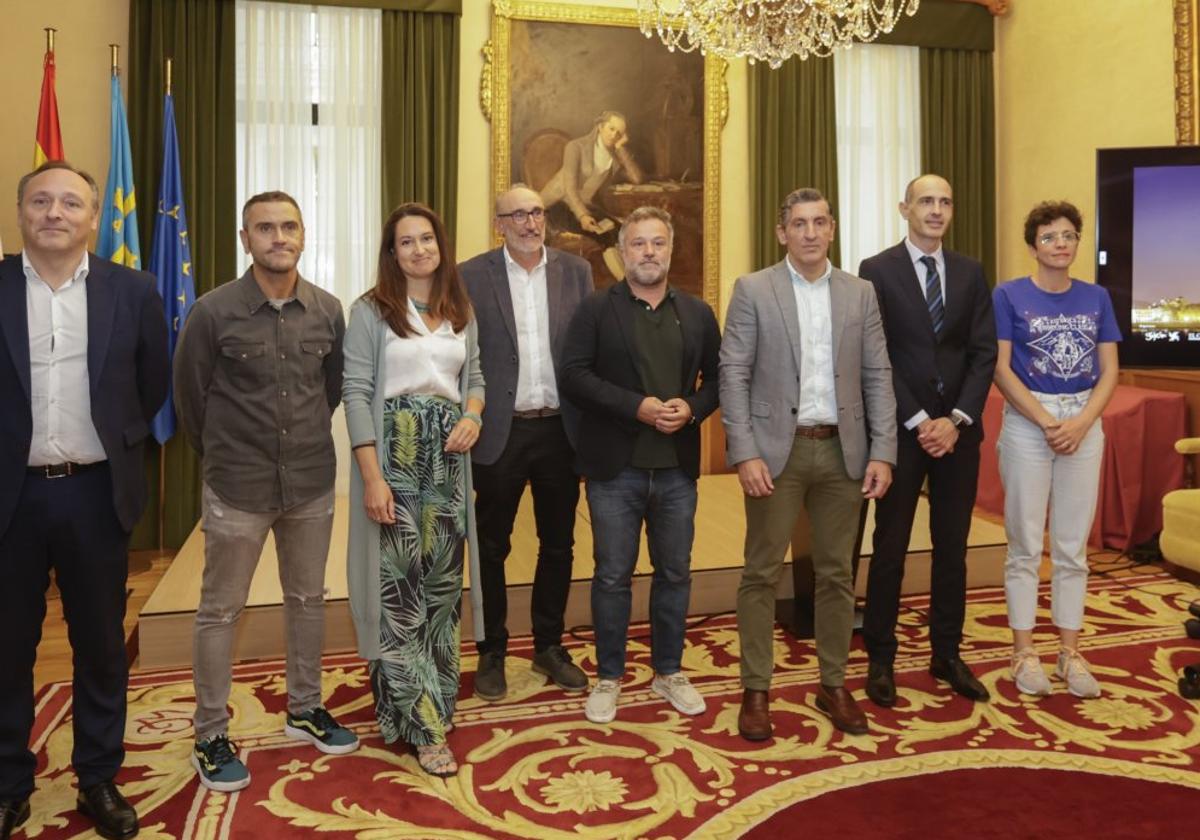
[877,0,993,50]
[128,0,238,550]
[920,47,996,284]
[748,57,840,272]
[380,10,460,239]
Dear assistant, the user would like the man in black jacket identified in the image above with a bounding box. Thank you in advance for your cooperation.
[858,174,997,708]
[560,206,720,725]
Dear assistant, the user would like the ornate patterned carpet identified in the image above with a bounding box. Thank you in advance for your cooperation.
[25,571,1200,839]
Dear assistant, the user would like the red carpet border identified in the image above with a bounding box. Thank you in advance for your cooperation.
[25,572,1200,839]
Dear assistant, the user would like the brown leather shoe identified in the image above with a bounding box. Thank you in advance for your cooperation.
[737,689,772,741]
[815,685,869,735]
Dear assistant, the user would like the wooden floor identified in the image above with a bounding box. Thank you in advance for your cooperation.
[35,476,1017,683]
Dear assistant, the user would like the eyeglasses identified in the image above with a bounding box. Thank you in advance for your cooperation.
[1037,230,1081,246]
[497,207,545,224]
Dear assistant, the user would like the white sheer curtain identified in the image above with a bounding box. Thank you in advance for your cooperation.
[236,1,382,494]
[834,45,921,277]
[235,0,381,305]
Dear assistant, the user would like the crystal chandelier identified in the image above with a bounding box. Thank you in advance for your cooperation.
[637,0,922,68]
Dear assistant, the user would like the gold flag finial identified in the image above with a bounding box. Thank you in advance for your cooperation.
[45,27,56,53]
[165,57,172,96]
[110,44,119,77]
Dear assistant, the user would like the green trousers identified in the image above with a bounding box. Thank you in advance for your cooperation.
[737,435,862,689]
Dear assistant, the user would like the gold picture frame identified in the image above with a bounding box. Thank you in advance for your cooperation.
[1177,0,1198,144]
[482,0,726,311]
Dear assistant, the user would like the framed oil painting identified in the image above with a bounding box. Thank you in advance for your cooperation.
[483,0,725,309]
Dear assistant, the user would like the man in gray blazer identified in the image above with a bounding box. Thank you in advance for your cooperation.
[720,187,897,741]
[461,185,594,702]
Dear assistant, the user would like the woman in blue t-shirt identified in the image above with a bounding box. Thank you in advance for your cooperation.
[992,200,1121,700]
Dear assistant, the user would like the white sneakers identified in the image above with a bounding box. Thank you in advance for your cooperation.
[585,679,621,723]
[585,673,708,723]
[1054,648,1101,698]
[1012,647,1102,698]
[651,672,707,715]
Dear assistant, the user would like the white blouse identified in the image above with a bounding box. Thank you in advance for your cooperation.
[383,300,467,402]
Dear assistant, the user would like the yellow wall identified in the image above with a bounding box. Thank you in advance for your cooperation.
[456,0,752,319]
[0,0,130,251]
[994,0,1176,282]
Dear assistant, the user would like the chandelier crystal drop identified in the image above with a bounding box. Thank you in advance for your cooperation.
[637,0,922,68]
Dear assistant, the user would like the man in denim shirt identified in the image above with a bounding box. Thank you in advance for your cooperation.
[174,191,355,792]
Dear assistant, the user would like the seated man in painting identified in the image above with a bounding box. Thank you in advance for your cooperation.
[540,110,644,279]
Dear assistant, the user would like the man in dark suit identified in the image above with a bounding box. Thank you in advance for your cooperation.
[0,161,168,840]
[560,206,721,724]
[461,185,594,701]
[858,174,997,708]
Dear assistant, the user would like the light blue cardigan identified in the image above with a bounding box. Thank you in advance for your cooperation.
[342,297,486,661]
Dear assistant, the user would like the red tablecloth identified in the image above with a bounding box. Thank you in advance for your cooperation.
[977,384,1187,551]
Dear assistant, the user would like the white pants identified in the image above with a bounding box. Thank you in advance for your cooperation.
[997,390,1104,631]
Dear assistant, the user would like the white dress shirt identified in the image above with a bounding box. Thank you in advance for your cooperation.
[901,238,972,430]
[382,301,467,402]
[24,251,107,466]
[504,246,559,412]
[785,256,838,426]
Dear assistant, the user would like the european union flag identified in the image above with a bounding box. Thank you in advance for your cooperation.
[149,92,194,445]
[98,74,141,268]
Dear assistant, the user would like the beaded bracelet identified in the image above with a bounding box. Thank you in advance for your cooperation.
[462,412,483,428]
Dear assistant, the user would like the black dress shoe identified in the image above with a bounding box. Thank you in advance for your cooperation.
[77,781,138,840]
[865,661,896,708]
[930,655,990,702]
[0,799,30,840]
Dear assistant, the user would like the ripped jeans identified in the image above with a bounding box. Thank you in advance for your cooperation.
[192,483,334,741]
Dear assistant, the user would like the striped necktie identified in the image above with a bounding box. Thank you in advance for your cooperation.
[920,255,944,336]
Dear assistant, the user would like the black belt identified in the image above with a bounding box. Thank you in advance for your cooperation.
[795,424,839,439]
[27,461,106,479]
[513,408,561,419]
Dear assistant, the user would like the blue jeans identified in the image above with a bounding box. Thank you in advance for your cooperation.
[586,467,697,680]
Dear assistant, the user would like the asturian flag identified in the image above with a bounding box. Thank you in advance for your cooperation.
[97,73,141,269]
[33,47,65,166]
[148,92,194,445]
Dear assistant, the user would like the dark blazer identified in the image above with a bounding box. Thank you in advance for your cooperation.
[461,246,593,465]
[0,254,169,536]
[858,242,996,440]
[559,281,721,481]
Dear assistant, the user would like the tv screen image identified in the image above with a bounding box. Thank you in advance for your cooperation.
[1130,164,1200,342]
[1096,145,1200,368]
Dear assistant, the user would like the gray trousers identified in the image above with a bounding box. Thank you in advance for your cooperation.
[192,483,334,741]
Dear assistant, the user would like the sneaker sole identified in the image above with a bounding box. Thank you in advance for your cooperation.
[1014,678,1052,697]
[651,682,706,715]
[1052,672,1101,699]
[284,723,360,755]
[531,662,588,694]
[584,706,617,724]
[190,753,251,792]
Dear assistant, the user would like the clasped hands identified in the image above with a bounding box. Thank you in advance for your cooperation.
[637,396,692,434]
[1039,413,1090,455]
[916,416,959,458]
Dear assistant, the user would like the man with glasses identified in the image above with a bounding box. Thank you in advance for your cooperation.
[460,184,594,701]
[857,174,997,709]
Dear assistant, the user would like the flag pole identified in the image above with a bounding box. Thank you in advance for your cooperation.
[110,44,119,78]
[45,27,55,53]
[157,57,171,556]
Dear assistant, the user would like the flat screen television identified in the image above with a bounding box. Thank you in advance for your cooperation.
[1096,145,1200,368]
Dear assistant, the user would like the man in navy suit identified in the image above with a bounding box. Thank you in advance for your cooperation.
[858,174,997,708]
[0,162,168,840]
[460,185,593,701]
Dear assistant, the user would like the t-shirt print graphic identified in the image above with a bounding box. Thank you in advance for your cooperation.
[1026,313,1097,381]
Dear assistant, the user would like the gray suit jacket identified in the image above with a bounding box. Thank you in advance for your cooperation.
[719,260,897,480]
[461,246,594,465]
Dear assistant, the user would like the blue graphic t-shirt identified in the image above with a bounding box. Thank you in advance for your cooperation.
[993,277,1122,395]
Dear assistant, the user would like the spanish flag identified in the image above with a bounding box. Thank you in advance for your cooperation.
[33,48,65,167]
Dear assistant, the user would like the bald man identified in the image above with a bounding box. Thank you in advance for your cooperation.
[460,186,594,702]
[858,174,997,708]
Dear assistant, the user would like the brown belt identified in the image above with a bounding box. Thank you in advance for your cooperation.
[513,408,561,419]
[795,424,838,439]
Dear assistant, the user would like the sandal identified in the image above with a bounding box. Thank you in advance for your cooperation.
[415,743,458,778]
